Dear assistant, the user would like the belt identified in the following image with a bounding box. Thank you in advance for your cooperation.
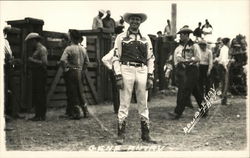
[69,67,82,70]
[121,61,145,67]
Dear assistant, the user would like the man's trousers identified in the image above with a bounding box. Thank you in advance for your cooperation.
[118,64,149,122]
[32,67,47,118]
[175,64,203,115]
[199,64,210,97]
[65,69,86,111]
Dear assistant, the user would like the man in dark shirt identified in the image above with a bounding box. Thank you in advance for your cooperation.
[112,12,156,145]
[193,22,202,41]
[102,10,116,33]
[25,32,48,121]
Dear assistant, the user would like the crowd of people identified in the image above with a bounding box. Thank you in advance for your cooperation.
[3,10,247,144]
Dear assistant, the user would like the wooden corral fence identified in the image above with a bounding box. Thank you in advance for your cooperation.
[6,17,113,110]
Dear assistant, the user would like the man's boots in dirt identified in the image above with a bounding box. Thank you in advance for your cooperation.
[116,120,126,145]
[141,120,157,144]
[82,103,89,118]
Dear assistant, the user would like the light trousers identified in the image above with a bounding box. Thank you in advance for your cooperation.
[118,64,149,122]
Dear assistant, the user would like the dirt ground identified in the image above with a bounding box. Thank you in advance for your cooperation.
[4,92,248,151]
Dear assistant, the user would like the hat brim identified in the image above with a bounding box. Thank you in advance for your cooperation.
[25,35,42,41]
[123,13,147,23]
[177,29,193,34]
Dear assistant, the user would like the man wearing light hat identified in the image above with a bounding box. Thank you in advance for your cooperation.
[198,39,213,98]
[112,12,156,144]
[170,25,204,119]
[25,32,48,121]
[92,9,105,30]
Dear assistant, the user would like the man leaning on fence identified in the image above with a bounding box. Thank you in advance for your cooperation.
[60,29,89,119]
[25,32,48,121]
[112,12,157,145]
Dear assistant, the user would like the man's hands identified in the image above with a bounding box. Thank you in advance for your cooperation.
[115,74,124,89]
[146,73,154,90]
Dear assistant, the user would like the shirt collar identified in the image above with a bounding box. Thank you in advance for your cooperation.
[127,28,142,39]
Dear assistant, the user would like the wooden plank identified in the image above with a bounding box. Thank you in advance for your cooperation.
[51,93,67,100]
[47,70,57,77]
[54,86,66,93]
[87,45,96,52]
[48,100,67,107]
[87,62,98,68]
[47,48,64,57]
[47,60,59,67]
[42,31,66,38]
[88,71,96,78]
[46,66,63,104]
[84,70,98,104]
[47,77,65,85]
[46,41,62,48]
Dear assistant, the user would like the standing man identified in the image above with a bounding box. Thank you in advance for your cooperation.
[170,26,204,119]
[3,26,23,120]
[215,38,231,105]
[102,48,120,114]
[202,19,213,45]
[198,40,213,98]
[193,22,202,42]
[102,10,116,33]
[60,29,90,119]
[164,19,171,36]
[112,12,156,144]
[115,16,125,35]
[25,33,48,121]
[92,9,105,30]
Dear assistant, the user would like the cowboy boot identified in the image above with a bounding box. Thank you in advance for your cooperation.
[141,120,157,144]
[82,103,89,118]
[116,120,126,145]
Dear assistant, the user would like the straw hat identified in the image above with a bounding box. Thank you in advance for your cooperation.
[25,32,42,41]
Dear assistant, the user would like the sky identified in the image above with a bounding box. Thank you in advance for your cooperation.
[0,0,249,43]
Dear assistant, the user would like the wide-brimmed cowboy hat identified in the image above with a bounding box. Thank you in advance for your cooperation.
[123,12,147,23]
[177,25,193,34]
[25,32,42,41]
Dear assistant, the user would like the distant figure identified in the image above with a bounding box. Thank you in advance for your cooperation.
[102,10,116,33]
[157,31,163,37]
[202,19,213,30]
[115,16,125,34]
[25,33,48,121]
[92,9,105,30]
[198,39,213,98]
[210,37,222,90]
[215,38,231,105]
[164,19,171,36]
[202,19,213,43]
[193,22,202,41]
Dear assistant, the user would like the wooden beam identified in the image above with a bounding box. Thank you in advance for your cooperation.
[84,70,98,104]
[46,66,63,105]
[171,3,177,37]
